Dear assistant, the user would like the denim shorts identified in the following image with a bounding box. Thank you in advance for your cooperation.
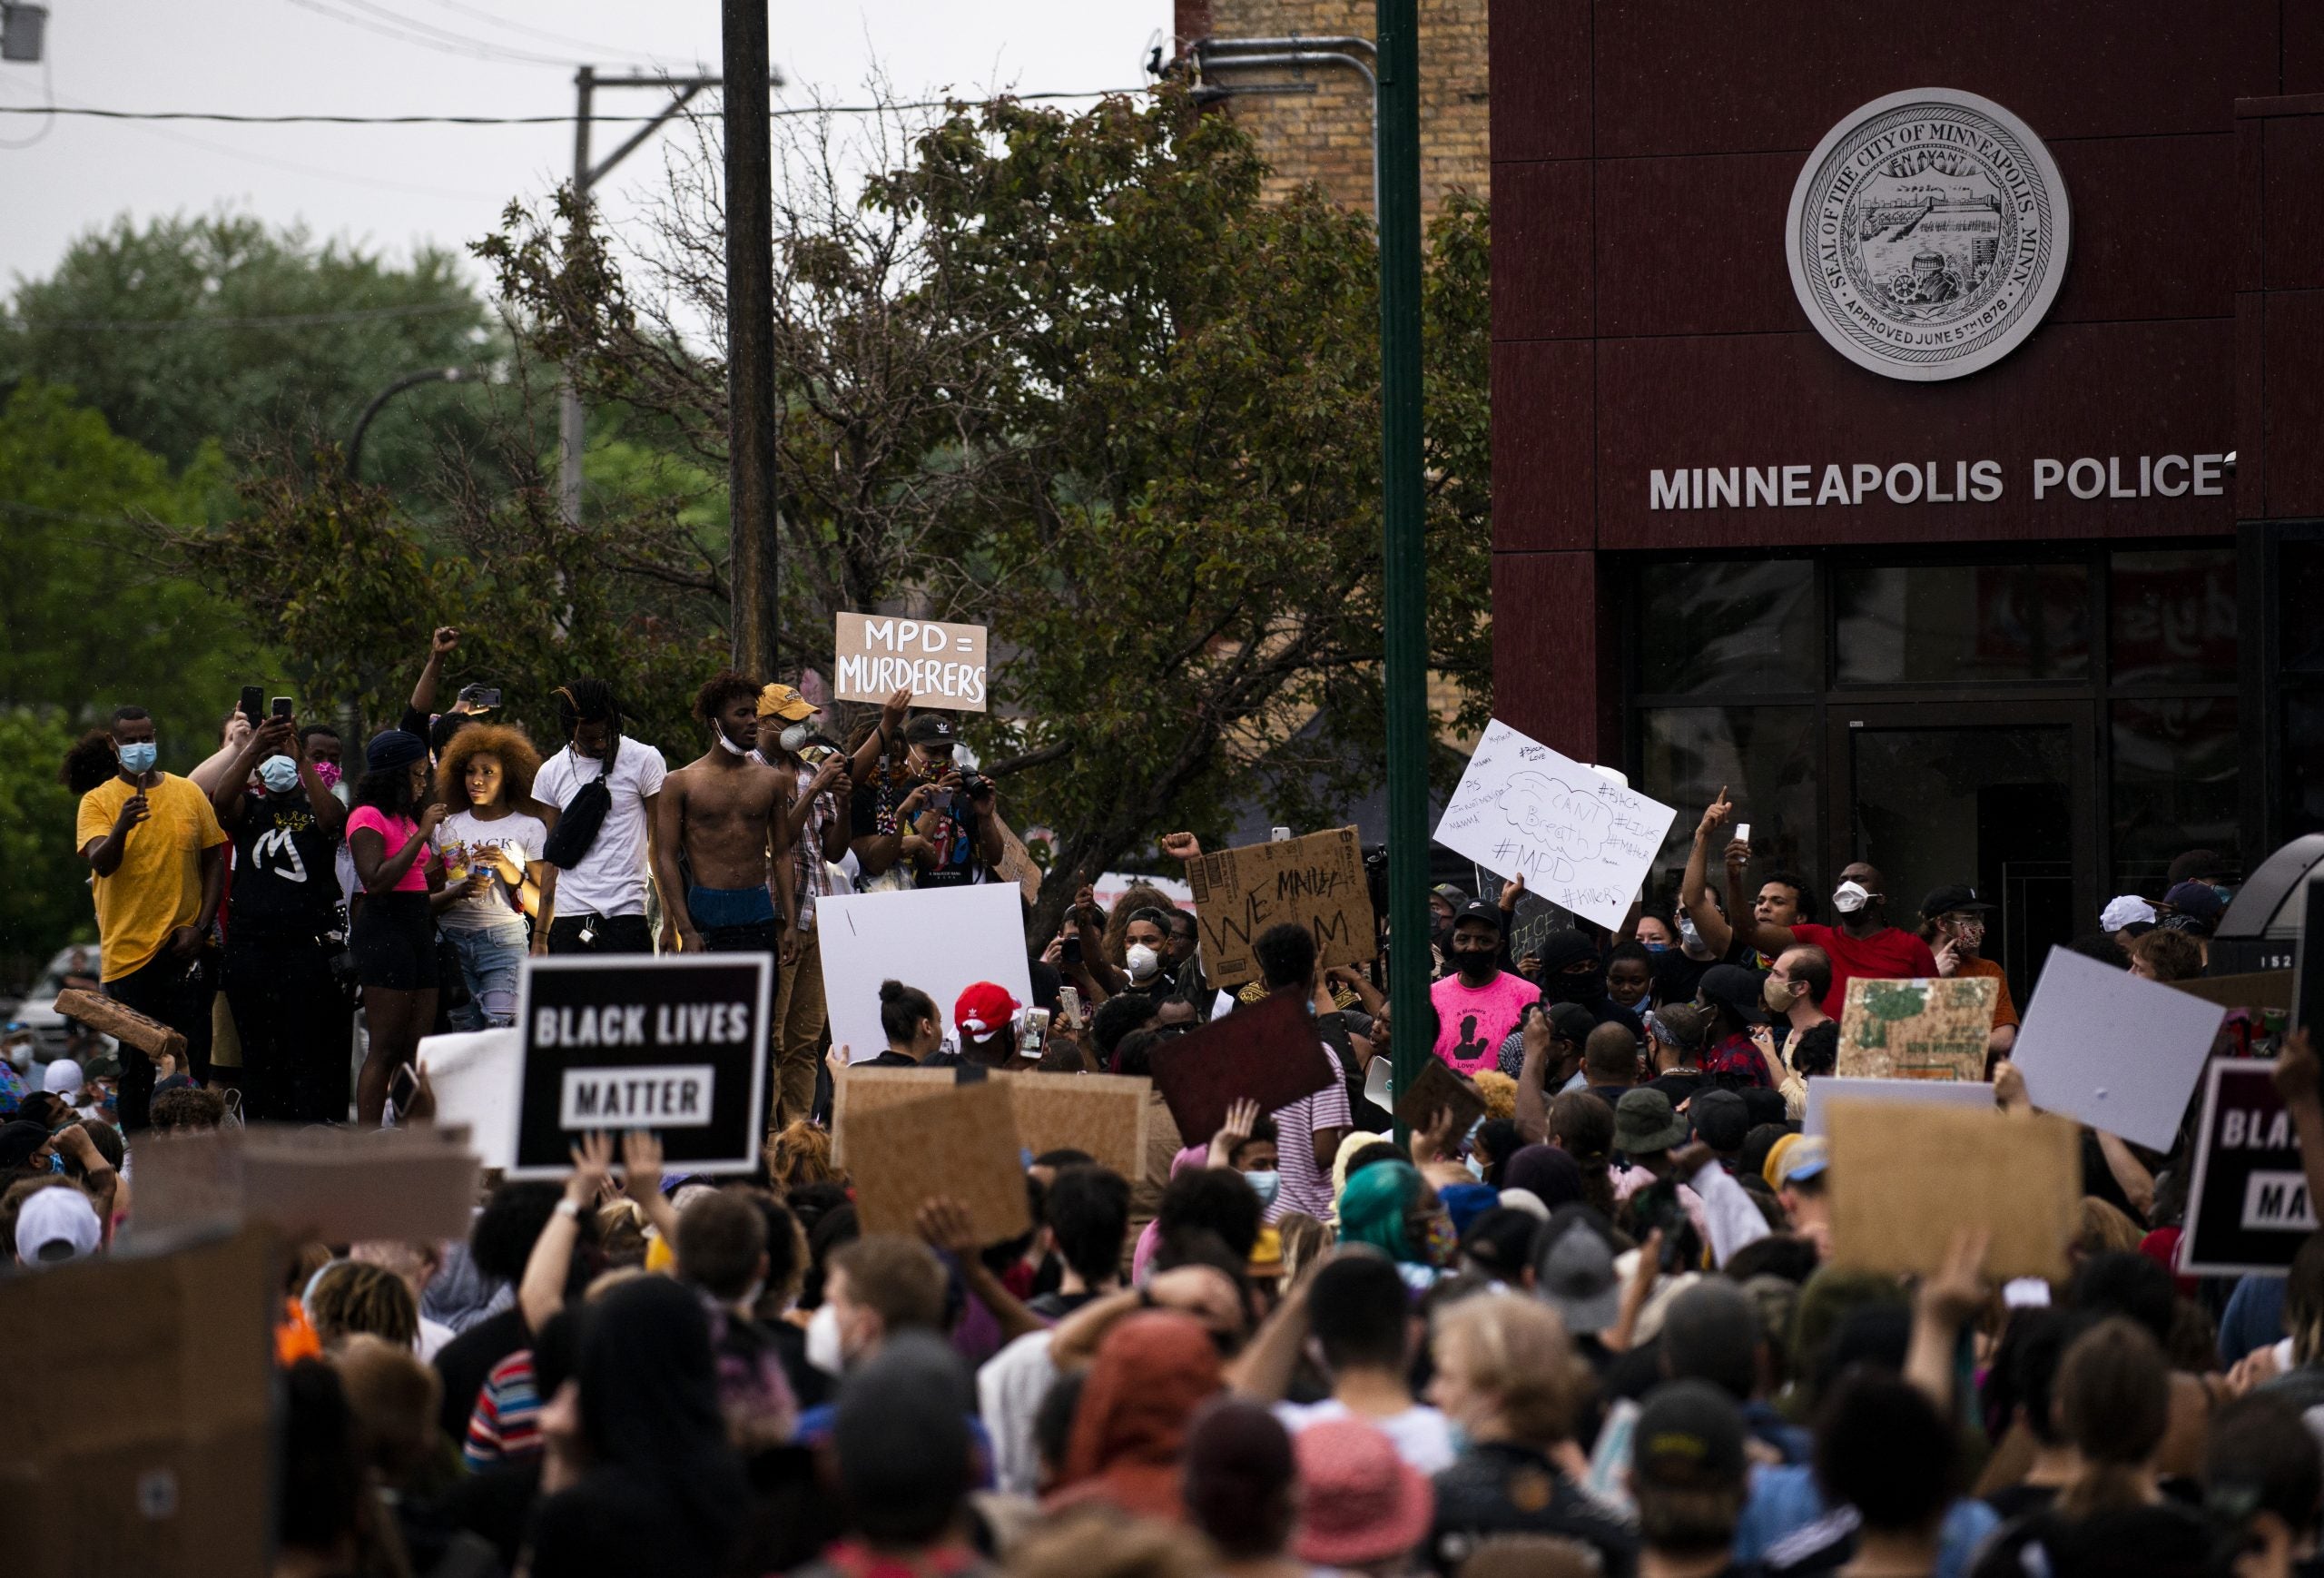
[442,923,527,1030]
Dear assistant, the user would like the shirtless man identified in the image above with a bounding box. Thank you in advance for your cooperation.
[652,670,795,956]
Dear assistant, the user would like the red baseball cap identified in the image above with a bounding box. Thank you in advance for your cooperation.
[954,981,1021,1042]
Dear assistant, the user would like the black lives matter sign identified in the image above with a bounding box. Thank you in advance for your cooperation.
[2181,1059,2319,1277]
[512,955,772,1178]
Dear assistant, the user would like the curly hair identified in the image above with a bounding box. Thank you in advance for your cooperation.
[58,729,120,794]
[692,668,763,728]
[431,722,547,815]
[769,1119,842,1189]
[308,1260,419,1349]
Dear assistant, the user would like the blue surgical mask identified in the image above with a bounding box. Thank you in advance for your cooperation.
[258,754,300,794]
[1242,1169,1281,1209]
[118,741,158,775]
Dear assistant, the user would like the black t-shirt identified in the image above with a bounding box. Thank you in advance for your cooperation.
[227,791,342,937]
[864,1050,961,1069]
[432,1306,527,1445]
[1648,948,1714,1005]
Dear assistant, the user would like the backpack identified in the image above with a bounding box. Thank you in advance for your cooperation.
[543,735,618,871]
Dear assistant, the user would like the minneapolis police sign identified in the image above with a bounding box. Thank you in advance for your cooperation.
[511,954,772,1178]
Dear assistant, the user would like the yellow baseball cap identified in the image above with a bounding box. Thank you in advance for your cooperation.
[756,683,815,722]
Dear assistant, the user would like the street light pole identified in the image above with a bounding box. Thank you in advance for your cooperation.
[348,366,468,480]
[723,0,780,679]
[1374,0,1430,1138]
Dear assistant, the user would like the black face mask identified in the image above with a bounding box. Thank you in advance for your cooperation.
[1452,948,1498,984]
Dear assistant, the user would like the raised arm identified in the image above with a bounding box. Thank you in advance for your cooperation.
[1679,789,1738,959]
[408,626,458,725]
[188,711,254,796]
[846,687,912,783]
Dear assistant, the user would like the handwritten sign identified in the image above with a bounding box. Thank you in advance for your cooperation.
[1186,827,1374,990]
[833,612,989,713]
[1432,720,1678,931]
[1837,977,1998,1080]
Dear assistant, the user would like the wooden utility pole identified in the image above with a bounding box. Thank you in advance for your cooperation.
[723,0,780,677]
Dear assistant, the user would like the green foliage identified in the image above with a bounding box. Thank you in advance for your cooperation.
[1856,981,1932,1046]
[2,212,498,485]
[0,706,96,984]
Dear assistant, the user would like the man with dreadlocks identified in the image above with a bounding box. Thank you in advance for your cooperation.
[535,677,669,955]
[651,670,795,960]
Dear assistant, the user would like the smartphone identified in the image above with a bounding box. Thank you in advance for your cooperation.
[1058,985,1086,1029]
[388,1063,419,1112]
[1062,934,1082,966]
[458,685,502,710]
[1736,823,1752,845]
[1017,1007,1051,1059]
[239,685,265,722]
[271,695,293,719]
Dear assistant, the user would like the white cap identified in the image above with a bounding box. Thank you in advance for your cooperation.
[41,1059,82,1097]
[15,1187,101,1264]
[2101,895,2158,932]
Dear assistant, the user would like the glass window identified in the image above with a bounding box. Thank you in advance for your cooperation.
[2280,541,2324,675]
[2111,549,2236,687]
[1834,563,2090,685]
[1638,706,1818,912]
[2113,697,2240,889]
[2284,695,2324,843]
[1637,559,1818,697]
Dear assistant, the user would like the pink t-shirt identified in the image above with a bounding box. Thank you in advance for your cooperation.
[1431,971,1540,1076]
[345,806,434,893]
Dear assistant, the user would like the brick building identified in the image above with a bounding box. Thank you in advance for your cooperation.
[1173,0,1488,214]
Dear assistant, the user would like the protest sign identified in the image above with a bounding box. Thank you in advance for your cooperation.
[52,986,185,1062]
[418,1025,523,1169]
[2181,1059,2316,1276]
[512,954,772,1178]
[2170,971,2294,1011]
[833,1065,1151,1182]
[2013,944,2228,1151]
[1186,826,1375,989]
[847,1078,1031,1242]
[1827,1099,2079,1283]
[1836,976,1997,1080]
[0,1225,273,1577]
[129,1123,483,1246]
[819,883,1036,1065]
[994,818,1044,906]
[1394,1057,1488,1139]
[1433,720,1679,931]
[1147,990,1337,1144]
[833,611,989,712]
[1804,1076,1997,1137]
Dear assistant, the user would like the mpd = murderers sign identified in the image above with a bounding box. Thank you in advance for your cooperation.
[2181,1059,2318,1277]
[833,612,989,713]
[513,955,772,1178]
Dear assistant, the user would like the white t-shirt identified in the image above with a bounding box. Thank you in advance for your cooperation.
[432,808,547,933]
[1273,1398,1458,1474]
[532,738,668,919]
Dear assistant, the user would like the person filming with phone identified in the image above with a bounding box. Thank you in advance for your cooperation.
[848,712,1009,890]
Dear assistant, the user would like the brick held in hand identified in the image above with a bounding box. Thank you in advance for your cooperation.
[52,988,187,1062]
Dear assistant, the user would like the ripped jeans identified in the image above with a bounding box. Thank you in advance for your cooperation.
[442,923,527,1031]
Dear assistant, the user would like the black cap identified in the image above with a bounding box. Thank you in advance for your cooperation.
[1689,1087,1750,1153]
[1696,963,1768,1026]
[903,713,958,745]
[1452,900,1505,936]
[1633,1378,1749,1492]
[1919,883,1995,920]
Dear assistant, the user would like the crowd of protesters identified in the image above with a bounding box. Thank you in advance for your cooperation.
[11,627,2320,1578]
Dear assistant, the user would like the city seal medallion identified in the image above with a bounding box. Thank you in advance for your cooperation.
[1786,88,2071,381]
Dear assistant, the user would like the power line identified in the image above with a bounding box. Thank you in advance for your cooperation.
[282,0,587,68]
[410,0,684,68]
[0,89,1151,127]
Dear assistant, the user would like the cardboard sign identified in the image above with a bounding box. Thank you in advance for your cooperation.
[1836,976,1998,1081]
[1186,826,1375,989]
[0,1225,274,1578]
[129,1123,482,1246]
[51,987,185,1062]
[995,819,1044,906]
[818,884,1037,1066]
[847,1078,1031,1243]
[2014,945,2228,1151]
[2181,1059,2316,1276]
[1826,1098,2080,1284]
[1433,719,1679,931]
[512,954,772,1178]
[2171,971,2295,1011]
[833,611,989,712]
[1394,1057,1488,1139]
[832,1065,1151,1183]
[418,1026,524,1170]
[1147,990,1338,1144]
[1804,1076,1997,1137]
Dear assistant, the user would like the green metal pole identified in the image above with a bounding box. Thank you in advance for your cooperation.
[1375,0,1429,1140]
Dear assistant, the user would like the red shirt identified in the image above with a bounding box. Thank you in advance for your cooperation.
[1788,923,1942,1020]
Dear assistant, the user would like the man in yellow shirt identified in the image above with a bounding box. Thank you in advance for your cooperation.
[73,705,226,1131]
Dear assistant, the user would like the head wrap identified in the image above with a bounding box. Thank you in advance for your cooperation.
[1336,1160,1424,1264]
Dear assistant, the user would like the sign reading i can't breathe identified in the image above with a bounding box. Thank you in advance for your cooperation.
[2181,1058,2318,1277]
[833,612,989,713]
[512,954,772,1178]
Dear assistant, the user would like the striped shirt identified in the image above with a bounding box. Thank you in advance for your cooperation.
[1269,1043,1351,1223]
[464,1348,540,1467]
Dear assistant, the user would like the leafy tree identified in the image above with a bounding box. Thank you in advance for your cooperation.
[0,706,97,986]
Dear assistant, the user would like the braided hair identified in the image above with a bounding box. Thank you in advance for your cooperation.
[553,678,623,774]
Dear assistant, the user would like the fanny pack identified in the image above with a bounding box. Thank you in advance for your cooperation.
[544,734,618,871]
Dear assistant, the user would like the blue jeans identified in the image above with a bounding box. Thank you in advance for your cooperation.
[443,925,527,1031]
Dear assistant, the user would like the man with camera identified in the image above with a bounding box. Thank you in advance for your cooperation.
[848,712,1009,890]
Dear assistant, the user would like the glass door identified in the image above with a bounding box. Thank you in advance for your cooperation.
[1827,702,2098,1007]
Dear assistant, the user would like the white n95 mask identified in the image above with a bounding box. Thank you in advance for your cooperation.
[1831,881,1872,914]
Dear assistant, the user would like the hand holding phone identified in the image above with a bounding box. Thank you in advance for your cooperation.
[239,685,265,722]
[272,696,294,719]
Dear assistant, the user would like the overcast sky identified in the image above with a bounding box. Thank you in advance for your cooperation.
[0,0,1172,292]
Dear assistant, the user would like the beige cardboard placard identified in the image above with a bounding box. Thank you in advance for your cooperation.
[1827,1098,2079,1284]
[0,1224,275,1578]
[995,820,1043,906]
[1837,975,1998,1080]
[129,1123,481,1247]
[833,611,989,712]
[1187,826,1375,990]
[847,1079,1030,1244]
[834,1065,1150,1183]
[2168,971,2293,1011]
[53,987,186,1062]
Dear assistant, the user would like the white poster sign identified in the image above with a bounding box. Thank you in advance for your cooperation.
[819,883,1037,1064]
[1432,719,1679,930]
[2012,945,2227,1151]
[1805,1076,1998,1137]
[418,1026,523,1170]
